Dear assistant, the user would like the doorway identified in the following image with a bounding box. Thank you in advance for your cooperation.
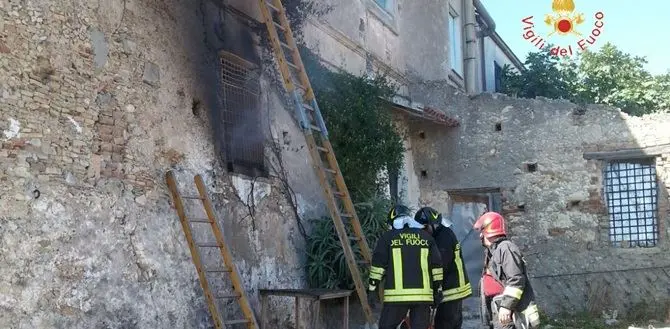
[447,190,501,322]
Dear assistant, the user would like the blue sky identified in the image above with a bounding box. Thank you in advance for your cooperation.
[479,0,670,75]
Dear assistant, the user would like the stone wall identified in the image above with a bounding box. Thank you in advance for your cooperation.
[408,82,670,315]
[0,0,328,327]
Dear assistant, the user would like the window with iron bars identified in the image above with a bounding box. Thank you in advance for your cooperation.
[604,158,659,248]
[219,50,267,178]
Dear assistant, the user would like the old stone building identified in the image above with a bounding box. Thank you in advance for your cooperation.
[1,0,669,328]
[307,0,670,318]
[410,88,670,316]
[0,0,327,327]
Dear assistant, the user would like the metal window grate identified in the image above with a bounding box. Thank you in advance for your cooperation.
[219,50,265,177]
[604,159,659,248]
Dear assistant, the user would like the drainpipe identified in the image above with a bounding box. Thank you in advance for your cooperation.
[463,0,478,94]
[474,0,496,33]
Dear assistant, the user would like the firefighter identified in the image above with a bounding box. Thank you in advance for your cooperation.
[473,212,541,329]
[414,206,472,329]
[368,205,444,329]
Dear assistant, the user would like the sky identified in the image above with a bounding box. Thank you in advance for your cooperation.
[479,0,670,75]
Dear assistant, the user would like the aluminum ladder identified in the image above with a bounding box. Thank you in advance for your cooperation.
[257,0,376,325]
[165,171,259,329]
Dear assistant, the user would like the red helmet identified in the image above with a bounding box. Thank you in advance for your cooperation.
[473,212,506,239]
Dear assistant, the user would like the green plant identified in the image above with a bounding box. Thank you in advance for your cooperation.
[501,42,670,116]
[300,45,405,203]
[299,45,406,289]
[306,197,392,289]
[539,311,623,329]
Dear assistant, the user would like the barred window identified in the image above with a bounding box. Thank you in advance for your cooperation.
[604,158,659,248]
[219,50,266,178]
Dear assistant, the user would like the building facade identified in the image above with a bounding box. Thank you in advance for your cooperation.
[1,0,669,328]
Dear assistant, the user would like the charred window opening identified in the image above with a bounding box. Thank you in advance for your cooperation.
[219,50,266,178]
[604,158,659,248]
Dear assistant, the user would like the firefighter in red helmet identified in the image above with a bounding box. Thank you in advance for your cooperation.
[473,212,541,329]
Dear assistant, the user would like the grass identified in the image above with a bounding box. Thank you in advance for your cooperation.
[540,300,670,329]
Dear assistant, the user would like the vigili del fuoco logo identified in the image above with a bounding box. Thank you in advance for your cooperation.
[521,0,604,57]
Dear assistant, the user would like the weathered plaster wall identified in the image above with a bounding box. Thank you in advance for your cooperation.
[409,82,670,315]
[0,0,326,327]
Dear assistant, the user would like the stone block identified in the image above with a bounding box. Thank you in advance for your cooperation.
[98,116,114,125]
[142,61,160,86]
[121,39,136,54]
[45,167,61,175]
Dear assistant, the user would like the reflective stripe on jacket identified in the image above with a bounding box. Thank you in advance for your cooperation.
[433,226,472,302]
[487,237,540,327]
[369,227,443,303]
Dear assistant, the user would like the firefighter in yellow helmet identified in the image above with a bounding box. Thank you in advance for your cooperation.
[368,205,444,329]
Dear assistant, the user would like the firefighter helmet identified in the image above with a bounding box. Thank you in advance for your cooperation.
[414,206,442,225]
[388,204,411,224]
[473,212,506,239]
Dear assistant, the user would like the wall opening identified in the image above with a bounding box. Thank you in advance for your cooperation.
[495,122,502,131]
[420,170,427,178]
[191,98,201,116]
[219,50,266,178]
[447,189,501,318]
[388,167,399,202]
[604,158,659,248]
[525,162,537,172]
[418,131,426,139]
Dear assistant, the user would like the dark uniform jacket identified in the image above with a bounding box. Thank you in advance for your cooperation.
[433,225,472,302]
[484,237,540,328]
[369,227,444,304]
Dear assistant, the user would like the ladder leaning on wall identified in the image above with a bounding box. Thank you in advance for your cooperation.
[165,171,259,329]
[256,0,376,326]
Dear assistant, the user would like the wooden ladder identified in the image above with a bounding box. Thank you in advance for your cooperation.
[257,0,376,326]
[165,171,259,329]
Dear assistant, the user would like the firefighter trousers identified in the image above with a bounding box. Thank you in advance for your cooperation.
[434,300,463,329]
[378,303,431,329]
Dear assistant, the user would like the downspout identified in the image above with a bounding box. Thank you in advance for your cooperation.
[479,31,486,91]
[463,0,478,94]
[474,0,496,32]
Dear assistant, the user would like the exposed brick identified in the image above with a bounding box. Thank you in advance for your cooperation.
[548,227,567,236]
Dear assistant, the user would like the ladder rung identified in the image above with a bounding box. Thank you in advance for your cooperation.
[333,191,344,197]
[265,2,279,12]
[302,102,314,111]
[273,21,285,31]
[189,218,211,223]
[280,41,293,51]
[357,260,369,265]
[322,167,336,174]
[182,195,203,200]
[225,319,251,325]
[349,236,361,241]
[196,243,220,248]
[216,293,241,299]
[340,213,353,218]
[317,146,328,153]
[287,60,301,71]
[205,268,232,273]
[310,124,322,132]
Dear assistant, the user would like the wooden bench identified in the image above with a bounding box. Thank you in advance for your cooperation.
[259,288,353,329]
